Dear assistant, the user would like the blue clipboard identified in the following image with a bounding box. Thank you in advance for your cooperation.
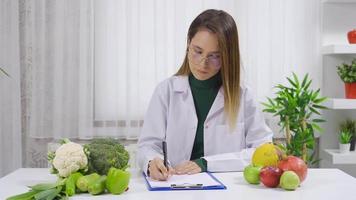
[143,172,227,191]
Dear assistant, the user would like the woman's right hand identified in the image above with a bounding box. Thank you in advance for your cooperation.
[148,157,175,181]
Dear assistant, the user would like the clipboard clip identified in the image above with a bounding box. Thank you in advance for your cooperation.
[171,183,203,189]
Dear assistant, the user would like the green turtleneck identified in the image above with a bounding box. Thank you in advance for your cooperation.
[189,72,222,172]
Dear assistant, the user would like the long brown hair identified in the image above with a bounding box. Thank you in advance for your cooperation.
[175,9,241,130]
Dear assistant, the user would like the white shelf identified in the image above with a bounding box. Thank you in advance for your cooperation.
[323,0,356,3]
[324,149,356,164]
[323,98,356,109]
[322,45,356,55]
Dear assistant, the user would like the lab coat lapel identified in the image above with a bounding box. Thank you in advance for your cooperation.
[172,76,196,114]
[172,76,198,160]
[206,87,224,122]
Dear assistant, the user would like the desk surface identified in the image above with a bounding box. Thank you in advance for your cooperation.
[1,168,356,200]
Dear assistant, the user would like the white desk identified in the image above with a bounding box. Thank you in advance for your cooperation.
[1,168,356,200]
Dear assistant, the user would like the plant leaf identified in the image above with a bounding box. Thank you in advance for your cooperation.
[313,97,328,104]
[312,104,328,110]
[309,106,321,115]
[312,123,322,132]
[6,190,39,200]
[287,77,298,88]
[312,119,326,123]
[34,188,57,200]
[29,183,59,191]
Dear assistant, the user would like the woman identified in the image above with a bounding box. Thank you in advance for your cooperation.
[137,9,273,181]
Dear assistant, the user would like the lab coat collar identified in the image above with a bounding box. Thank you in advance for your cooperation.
[172,75,225,117]
[172,75,189,93]
[172,75,224,95]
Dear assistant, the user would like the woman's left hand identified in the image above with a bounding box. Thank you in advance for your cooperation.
[174,161,202,175]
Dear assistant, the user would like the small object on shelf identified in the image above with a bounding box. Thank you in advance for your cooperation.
[337,58,356,99]
[345,82,356,99]
[348,29,356,44]
[339,143,351,154]
[339,130,353,153]
[339,120,356,151]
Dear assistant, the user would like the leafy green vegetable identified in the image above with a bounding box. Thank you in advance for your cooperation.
[29,183,59,191]
[84,138,129,175]
[6,190,38,200]
[6,179,67,200]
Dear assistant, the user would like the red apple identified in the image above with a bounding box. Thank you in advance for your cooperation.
[278,156,307,182]
[260,166,283,188]
[348,29,356,44]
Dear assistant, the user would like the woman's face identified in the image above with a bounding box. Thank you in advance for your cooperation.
[188,29,221,80]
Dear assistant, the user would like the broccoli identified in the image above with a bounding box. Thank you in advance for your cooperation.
[84,138,130,175]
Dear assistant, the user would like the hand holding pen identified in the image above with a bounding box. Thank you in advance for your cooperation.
[147,141,175,181]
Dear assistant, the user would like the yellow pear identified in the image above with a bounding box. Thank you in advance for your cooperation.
[252,143,284,167]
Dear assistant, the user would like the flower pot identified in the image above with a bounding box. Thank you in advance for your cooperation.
[344,82,356,99]
[350,137,355,151]
[339,143,351,154]
[348,29,356,44]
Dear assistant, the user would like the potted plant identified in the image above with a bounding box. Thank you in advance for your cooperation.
[262,73,328,164]
[339,130,353,154]
[339,119,356,151]
[337,58,356,99]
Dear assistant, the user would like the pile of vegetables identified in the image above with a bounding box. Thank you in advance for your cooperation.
[7,138,130,200]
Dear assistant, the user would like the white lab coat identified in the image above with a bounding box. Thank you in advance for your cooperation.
[137,75,273,174]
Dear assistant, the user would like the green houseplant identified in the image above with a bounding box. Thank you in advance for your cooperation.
[339,130,352,144]
[337,58,356,98]
[339,119,356,151]
[262,73,328,164]
[339,130,353,154]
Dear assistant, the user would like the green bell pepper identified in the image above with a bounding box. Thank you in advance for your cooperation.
[106,167,130,195]
[65,172,83,196]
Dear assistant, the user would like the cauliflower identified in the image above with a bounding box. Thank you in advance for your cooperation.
[52,142,88,177]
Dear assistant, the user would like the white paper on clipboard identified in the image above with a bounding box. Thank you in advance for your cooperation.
[147,172,221,188]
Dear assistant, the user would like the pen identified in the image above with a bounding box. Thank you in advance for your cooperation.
[162,141,168,169]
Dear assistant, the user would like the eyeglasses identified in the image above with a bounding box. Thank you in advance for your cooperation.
[188,47,221,69]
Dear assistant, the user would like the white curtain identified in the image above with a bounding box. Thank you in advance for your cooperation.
[20,0,94,140]
[19,0,95,168]
[94,0,321,139]
[0,0,22,177]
